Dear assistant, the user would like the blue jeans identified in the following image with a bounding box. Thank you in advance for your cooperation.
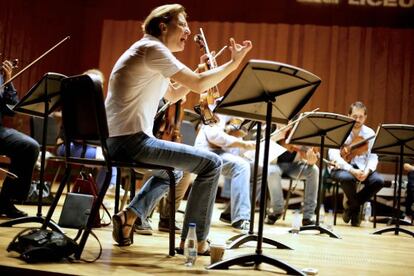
[56,143,117,188]
[330,169,384,210]
[217,151,251,224]
[0,126,40,202]
[107,132,222,241]
[267,162,319,220]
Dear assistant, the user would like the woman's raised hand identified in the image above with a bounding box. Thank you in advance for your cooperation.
[228,38,252,67]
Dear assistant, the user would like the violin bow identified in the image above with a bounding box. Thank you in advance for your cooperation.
[1,36,70,89]
[263,108,320,142]
[0,167,18,179]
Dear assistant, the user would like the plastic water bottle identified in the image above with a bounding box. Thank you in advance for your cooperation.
[184,223,197,266]
[363,202,372,224]
[319,204,326,225]
[326,209,334,231]
[291,210,301,234]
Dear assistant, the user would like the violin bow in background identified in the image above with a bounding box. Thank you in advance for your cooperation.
[0,36,70,89]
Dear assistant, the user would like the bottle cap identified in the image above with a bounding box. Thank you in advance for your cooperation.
[302,267,318,275]
[189,222,196,227]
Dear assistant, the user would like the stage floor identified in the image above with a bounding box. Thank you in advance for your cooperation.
[0,200,413,275]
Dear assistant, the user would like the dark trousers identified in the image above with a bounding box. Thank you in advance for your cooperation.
[0,126,39,203]
[406,171,414,216]
[330,169,384,210]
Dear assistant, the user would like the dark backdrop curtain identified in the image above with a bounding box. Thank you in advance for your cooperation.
[99,20,414,129]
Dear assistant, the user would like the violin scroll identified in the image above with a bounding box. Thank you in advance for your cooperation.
[193,28,221,125]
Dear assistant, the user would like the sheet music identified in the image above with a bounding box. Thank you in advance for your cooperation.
[243,140,287,167]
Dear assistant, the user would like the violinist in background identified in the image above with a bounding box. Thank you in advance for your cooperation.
[266,125,319,226]
[0,59,40,218]
[328,101,384,227]
[106,3,252,253]
[403,163,414,222]
[195,113,256,231]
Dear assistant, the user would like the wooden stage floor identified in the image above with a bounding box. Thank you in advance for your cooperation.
[0,201,413,275]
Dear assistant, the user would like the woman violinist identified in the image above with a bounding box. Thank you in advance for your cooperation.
[106,4,252,252]
[328,101,384,227]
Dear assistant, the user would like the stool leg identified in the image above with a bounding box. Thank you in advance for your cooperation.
[373,195,377,228]
[333,181,339,225]
[167,170,176,256]
[114,167,122,214]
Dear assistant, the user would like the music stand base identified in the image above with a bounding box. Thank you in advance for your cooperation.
[375,217,412,226]
[289,225,341,239]
[372,227,414,237]
[227,233,292,250]
[0,216,64,234]
[207,252,305,275]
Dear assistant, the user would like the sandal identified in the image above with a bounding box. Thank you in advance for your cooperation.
[112,210,134,246]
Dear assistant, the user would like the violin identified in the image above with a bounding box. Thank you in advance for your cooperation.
[0,58,19,98]
[161,100,184,143]
[1,58,18,77]
[1,58,19,69]
[340,135,376,162]
[225,117,249,138]
[154,98,184,143]
[193,28,221,125]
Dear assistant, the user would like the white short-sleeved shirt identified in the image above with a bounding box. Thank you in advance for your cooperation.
[105,34,185,137]
[195,114,241,151]
[328,124,378,172]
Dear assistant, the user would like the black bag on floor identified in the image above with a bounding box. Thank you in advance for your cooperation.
[7,228,78,263]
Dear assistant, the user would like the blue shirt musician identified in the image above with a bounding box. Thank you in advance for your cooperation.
[0,59,40,218]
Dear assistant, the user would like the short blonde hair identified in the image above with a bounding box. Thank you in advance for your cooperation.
[142,4,186,37]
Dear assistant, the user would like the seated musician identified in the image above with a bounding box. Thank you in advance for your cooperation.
[0,59,40,218]
[195,114,255,231]
[266,126,319,226]
[106,4,252,254]
[328,101,384,226]
[403,163,414,221]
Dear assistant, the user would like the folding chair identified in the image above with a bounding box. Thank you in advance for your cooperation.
[42,74,176,259]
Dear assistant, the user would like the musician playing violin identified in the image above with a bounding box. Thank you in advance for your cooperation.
[266,122,320,227]
[328,101,384,227]
[0,59,40,218]
[403,163,414,222]
[106,4,252,252]
[195,113,256,231]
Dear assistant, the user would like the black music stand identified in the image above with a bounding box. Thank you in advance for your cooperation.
[0,72,66,233]
[371,124,414,237]
[285,112,355,238]
[375,155,413,227]
[208,60,321,274]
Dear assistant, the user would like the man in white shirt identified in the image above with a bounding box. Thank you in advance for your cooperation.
[328,102,384,226]
[106,4,252,254]
[195,115,255,232]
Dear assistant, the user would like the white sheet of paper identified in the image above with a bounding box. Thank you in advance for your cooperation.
[243,140,287,167]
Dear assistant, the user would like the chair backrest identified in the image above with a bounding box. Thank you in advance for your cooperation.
[30,116,60,147]
[60,74,109,159]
